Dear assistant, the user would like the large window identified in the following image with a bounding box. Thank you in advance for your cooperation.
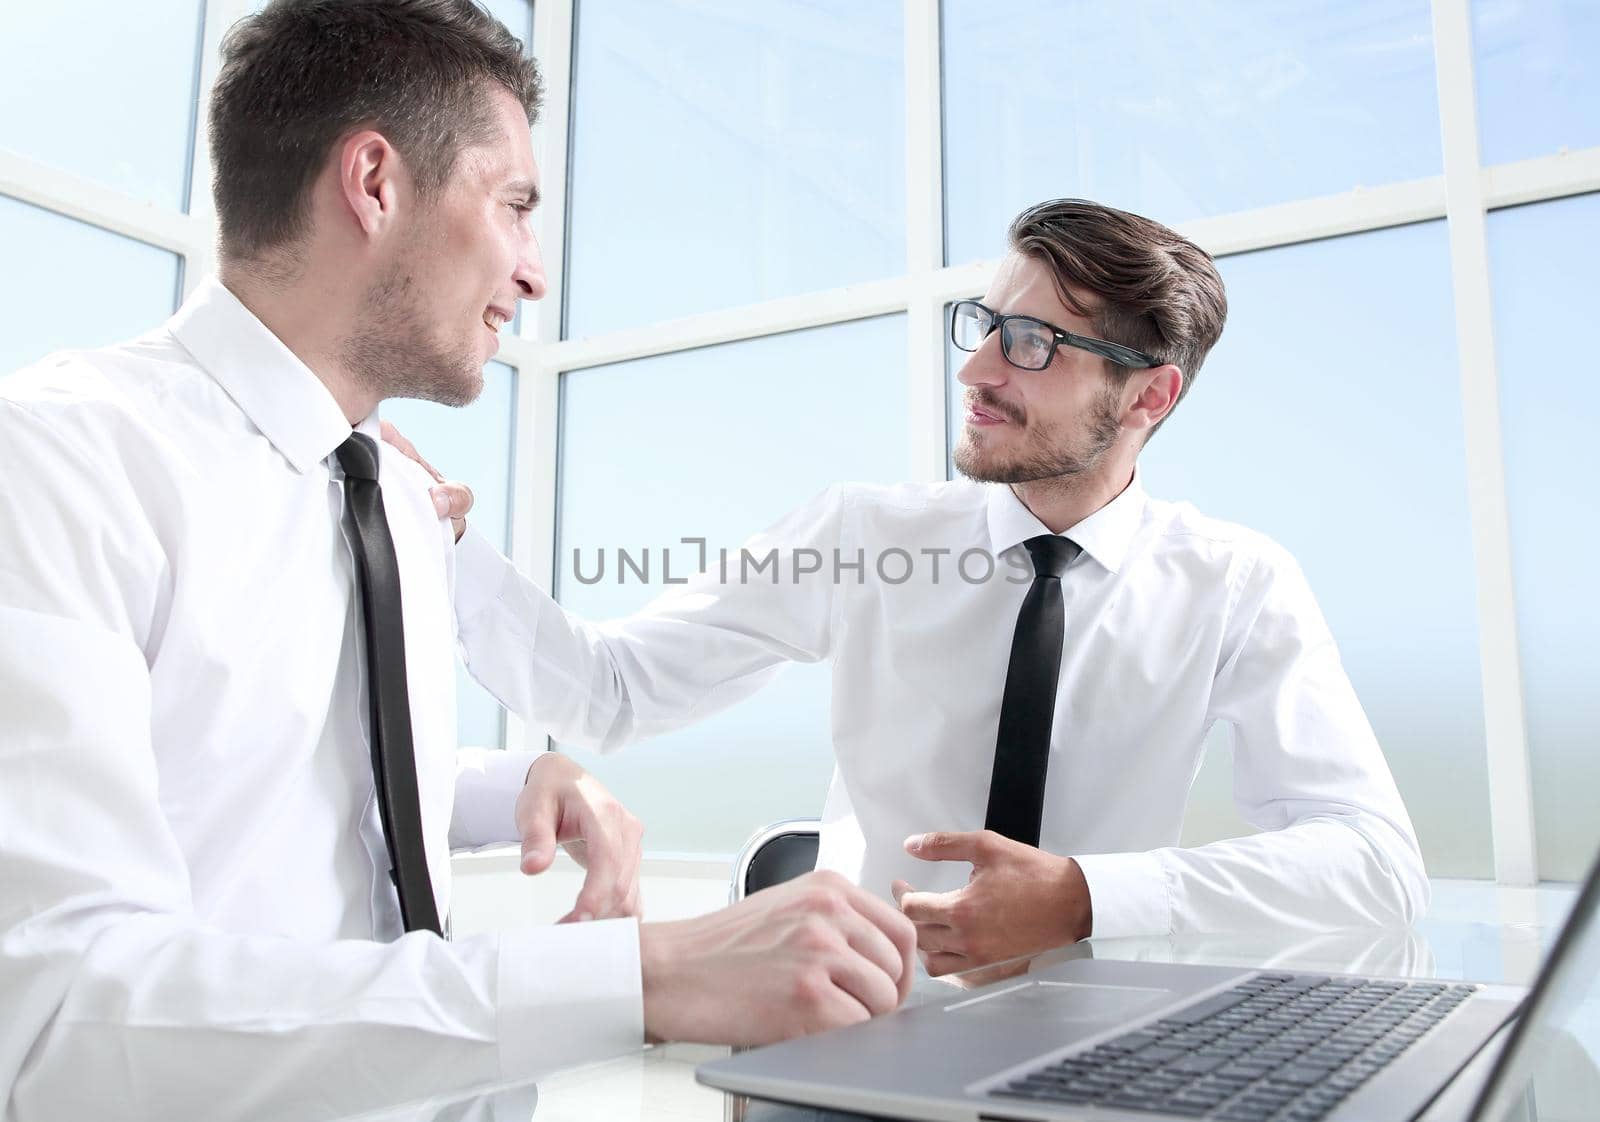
[6,0,1596,878]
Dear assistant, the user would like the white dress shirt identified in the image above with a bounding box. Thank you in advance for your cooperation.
[455,476,1429,939]
[0,278,640,1121]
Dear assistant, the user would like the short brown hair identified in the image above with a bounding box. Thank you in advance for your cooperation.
[209,0,543,262]
[1008,199,1227,433]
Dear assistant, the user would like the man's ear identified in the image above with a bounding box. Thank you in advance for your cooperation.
[1125,364,1184,433]
[336,129,404,240]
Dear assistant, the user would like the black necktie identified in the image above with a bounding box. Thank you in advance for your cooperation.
[337,432,442,936]
[984,533,1081,847]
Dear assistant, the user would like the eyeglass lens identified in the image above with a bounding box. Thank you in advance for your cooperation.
[953,302,1055,370]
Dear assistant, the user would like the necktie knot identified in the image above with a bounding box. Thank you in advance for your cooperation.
[1023,534,1079,580]
[336,432,380,482]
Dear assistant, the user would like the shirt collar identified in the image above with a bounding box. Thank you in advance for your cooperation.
[168,275,357,474]
[984,469,1147,574]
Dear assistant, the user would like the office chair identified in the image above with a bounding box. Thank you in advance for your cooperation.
[729,818,820,902]
[722,818,822,1122]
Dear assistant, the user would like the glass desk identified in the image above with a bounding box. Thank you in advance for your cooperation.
[343,882,1598,1122]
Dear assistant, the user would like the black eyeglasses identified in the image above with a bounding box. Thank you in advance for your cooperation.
[950,299,1160,372]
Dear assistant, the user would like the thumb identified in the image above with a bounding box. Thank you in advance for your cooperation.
[519,792,558,875]
[904,830,992,865]
[890,879,914,907]
[429,482,474,519]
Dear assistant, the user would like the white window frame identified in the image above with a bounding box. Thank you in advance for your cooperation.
[5,0,1597,881]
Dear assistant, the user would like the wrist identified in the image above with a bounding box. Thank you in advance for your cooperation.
[638,919,685,1045]
[1056,856,1094,942]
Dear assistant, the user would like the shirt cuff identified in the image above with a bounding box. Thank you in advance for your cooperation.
[1074,850,1172,940]
[451,748,543,849]
[455,526,514,630]
[496,917,644,1080]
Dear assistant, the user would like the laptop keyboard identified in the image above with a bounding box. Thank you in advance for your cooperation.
[990,972,1477,1120]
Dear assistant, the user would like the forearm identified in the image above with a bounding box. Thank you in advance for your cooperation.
[454,528,634,748]
[6,914,642,1121]
[453,527,821,753]
[1077,813,1429,940]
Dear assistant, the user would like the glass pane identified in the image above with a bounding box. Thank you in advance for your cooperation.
[1473,0,1600,165]
[942,0,1443,265]
[1489,192,1600,882]
[0,195,181,377]
[564,0,905,338]
[0,1,204,209]
[385,362,519,749]
[944,222,1490,876]
[557,317,908,855]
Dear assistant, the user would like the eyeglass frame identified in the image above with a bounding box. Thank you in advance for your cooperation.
[950,299,1162,372]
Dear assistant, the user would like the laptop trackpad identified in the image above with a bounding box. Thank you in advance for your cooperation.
[949,980,1177,1023]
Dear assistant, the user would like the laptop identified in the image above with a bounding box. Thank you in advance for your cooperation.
[697,846,1600,1122]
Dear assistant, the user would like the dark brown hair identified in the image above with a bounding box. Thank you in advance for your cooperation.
[209,0,543,262]
[1008,198,1227,433]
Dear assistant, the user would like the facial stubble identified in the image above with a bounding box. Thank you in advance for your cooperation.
[953,378,1123,485]
[340,251,485,409]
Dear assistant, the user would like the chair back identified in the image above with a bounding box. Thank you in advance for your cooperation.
[730,819,820,901]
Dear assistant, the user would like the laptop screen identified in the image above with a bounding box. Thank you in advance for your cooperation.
[1471,846,1600,1121]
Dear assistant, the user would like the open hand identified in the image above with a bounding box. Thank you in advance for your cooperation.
[891,830,1092,976]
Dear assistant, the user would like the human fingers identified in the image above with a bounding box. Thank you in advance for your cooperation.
[428,481,475,525]
[840,882,918,1002]
[922,949,970,977]
[560,806,642,921]
[911,920,965,957]
[895,886,960,927]
[903,829,1003,865]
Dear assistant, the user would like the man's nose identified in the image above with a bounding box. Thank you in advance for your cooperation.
[515,231,547,301]
[954,333,1009,389]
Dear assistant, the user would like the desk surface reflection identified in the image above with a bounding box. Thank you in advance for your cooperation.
[341,889,1596,1122]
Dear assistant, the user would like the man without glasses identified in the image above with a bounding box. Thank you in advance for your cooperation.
[0,2,916,1118]
[418,198,1429,978]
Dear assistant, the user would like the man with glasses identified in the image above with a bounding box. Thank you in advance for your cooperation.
[421,198,1427,975]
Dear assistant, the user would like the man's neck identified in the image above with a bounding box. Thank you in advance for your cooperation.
[218,265,377,425]
[1009,458,1136,534]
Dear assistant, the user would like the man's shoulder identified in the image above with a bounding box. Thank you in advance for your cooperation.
[831,477,990,517]
[1142,496,1298,573]
[1,330,208,446]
